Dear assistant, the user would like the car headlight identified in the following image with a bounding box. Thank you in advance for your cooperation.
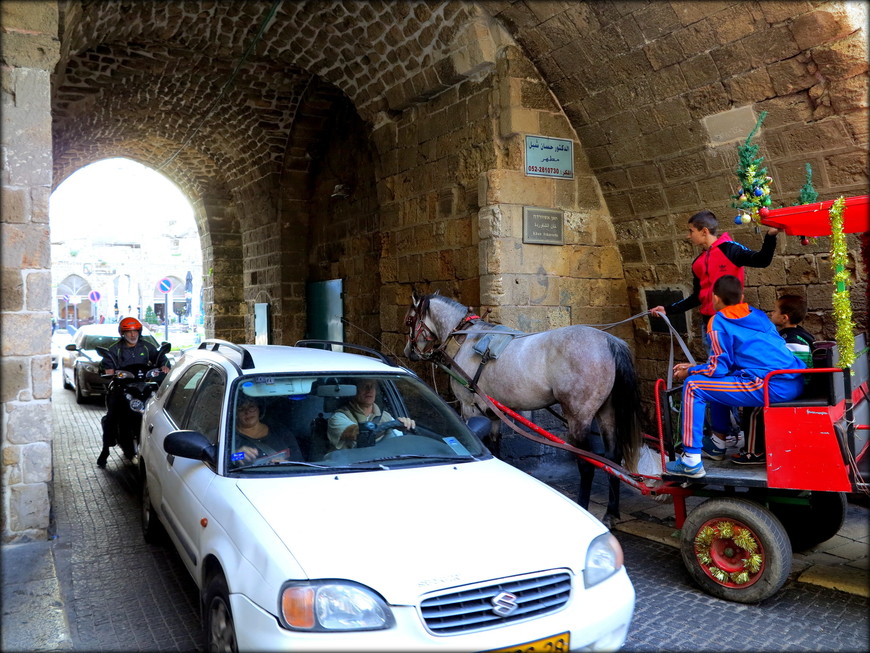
[583,532,624,588]
[82,363,100,374]
[279,582,394,631]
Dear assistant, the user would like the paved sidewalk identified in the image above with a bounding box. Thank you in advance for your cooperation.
[1,540,72,652]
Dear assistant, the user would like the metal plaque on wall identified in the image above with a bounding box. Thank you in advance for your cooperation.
[523,207,564,245]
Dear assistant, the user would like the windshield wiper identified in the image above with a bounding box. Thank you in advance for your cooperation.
[231,460,383,472]
[361,454,477,464]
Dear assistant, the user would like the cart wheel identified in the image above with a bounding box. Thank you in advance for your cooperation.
[680,497,791,603]
[768,491,847,552]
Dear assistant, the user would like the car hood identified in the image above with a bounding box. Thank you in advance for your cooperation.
[235,459,603,604]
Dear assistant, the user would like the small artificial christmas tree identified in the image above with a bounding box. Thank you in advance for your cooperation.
[730,111,773,225]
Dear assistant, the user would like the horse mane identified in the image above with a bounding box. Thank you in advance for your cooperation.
[428,294,504,333]
[427,293,469,314]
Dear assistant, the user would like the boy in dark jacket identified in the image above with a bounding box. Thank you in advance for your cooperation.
[666,276,805,478]
[732,294,816,465]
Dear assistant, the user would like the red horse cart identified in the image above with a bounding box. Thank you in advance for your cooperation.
[492,196,869,603]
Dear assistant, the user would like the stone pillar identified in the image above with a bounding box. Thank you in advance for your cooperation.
[1,1,60,542]
[478,46,631,336]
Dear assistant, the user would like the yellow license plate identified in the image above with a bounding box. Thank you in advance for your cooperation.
[482,632,570,653]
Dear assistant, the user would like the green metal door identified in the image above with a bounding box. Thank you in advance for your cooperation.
[306,279,343,341]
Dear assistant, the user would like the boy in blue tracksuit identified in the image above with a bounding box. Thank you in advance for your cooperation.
[666,275,806,478]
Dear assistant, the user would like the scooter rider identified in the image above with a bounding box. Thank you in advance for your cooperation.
[97,317,170,467]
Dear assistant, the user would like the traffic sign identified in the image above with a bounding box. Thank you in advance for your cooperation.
[158,278,173,294]
[89,290,101,302]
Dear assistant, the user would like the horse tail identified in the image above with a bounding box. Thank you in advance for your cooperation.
[607,336,642,472]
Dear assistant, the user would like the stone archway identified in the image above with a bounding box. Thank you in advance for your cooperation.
[3,0,867,543]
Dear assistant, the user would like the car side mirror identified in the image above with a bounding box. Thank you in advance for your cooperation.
[466,416,491,441]
[65,343,78,351]
[164,430,217,465]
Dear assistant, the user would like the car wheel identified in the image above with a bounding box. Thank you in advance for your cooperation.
[140,464,165,544]
[75,370,86,404]
[62,368,73,390]
[204,572,237,653]
[680,497,791,603]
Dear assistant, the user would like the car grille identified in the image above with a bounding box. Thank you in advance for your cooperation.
[419,572,571,635]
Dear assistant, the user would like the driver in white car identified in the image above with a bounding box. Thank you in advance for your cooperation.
[327,379,415,450]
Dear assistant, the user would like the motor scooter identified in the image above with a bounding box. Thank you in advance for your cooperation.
[96,342,171,461]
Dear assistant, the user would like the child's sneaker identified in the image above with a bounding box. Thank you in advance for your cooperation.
[664,458,706,478]
[701,435,726,461]
[731,451,765,465]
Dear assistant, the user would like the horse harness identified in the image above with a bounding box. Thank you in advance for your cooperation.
[405,294,481,360]
[405,296,641,480]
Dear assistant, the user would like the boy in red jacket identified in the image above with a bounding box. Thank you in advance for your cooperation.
[650,210,779,334]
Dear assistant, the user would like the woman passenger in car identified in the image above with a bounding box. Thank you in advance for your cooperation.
[232,396,303,466]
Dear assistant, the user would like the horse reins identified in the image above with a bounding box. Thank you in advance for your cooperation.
[433,349,643,482]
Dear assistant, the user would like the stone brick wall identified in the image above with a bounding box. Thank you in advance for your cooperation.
[484,0,868,414]
[1,0,60,542]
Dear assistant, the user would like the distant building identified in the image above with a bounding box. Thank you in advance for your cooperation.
[51,219,202,329]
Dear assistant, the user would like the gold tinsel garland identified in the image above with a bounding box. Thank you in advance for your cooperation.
[829,196,856,368]
[693,521,761,585]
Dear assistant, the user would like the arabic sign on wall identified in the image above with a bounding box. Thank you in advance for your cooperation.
[524,135,574,179]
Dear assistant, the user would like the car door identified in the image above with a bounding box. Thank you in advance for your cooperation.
[152,364,226,577]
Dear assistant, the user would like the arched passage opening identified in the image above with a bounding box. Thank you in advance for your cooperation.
[50,158,204,339]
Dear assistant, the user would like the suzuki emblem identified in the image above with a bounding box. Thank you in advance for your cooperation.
[491,591,519,617]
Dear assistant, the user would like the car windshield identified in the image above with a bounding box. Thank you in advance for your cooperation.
[225,373,488,475]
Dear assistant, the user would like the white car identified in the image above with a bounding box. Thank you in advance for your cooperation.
[139,340,635,652]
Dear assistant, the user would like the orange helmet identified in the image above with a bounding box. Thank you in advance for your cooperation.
[118,317,143,334]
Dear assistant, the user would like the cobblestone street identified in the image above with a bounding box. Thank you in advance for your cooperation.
[29,369,868,651]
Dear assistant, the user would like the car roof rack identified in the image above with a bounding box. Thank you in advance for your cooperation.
[294,340,401,368]
[198,339,256,370]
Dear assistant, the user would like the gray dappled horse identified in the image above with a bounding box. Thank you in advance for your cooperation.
[403,291,642,526]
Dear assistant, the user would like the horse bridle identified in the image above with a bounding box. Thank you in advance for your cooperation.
[405,295,479,360]
[405,295,438,358]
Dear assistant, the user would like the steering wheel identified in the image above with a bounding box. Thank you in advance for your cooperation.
[372,419,404,434]
[356,419,405,448]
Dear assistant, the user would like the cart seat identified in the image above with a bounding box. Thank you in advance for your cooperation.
[769,333,867,408]
[769,341,841,408]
